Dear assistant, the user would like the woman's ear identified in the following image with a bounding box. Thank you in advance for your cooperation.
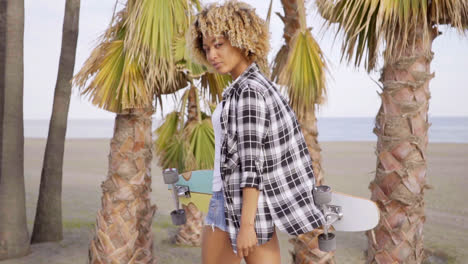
[241,49,252,62]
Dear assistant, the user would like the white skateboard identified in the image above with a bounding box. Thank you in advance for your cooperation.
[162,169,380,252]
[313,185,380,251]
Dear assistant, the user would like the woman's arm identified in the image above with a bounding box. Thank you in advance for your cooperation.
[236,85,270,190]
[237,187,260,258]
[240,187,260,227]
[235,85,270,258]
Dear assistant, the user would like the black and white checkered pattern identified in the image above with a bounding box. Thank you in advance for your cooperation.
[219,63,325,253]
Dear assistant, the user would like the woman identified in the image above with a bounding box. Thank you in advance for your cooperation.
[189,1,325,263]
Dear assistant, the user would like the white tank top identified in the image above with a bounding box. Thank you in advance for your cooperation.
[211,103,224,192]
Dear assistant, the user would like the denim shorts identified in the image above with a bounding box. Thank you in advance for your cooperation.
[205,190,227,232]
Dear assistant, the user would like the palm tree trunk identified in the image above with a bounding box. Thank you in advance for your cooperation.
[291,109,333,264]
[366,25,436,264]
[187,85,197,123]
[279,0,300,47]
[278,0,331,262]
[0,0,30,260]
[299,110,324,186]
[278,0,325,186]
[89,108,157,264]
[175,202,203,246]
[31,0,80,244]
[272,0,300,80]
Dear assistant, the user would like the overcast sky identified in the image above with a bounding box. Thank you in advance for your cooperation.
[23,0,468,120]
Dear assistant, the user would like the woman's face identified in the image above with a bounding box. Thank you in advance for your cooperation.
[202,35,250,79]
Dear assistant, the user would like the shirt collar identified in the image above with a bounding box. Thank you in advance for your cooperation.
[222,62,259,98]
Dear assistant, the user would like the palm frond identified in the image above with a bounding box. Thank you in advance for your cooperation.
[158,133,195,172]
[316,0,468,71]
[153,85,215,172]
[73,8,153,113]
[266,0,274,27]
[124,0,191,89]
[154,111,181,155]
[154,110,198,172]
[430,0,468,30]
[154,110,215,172]
[173,33,206,78]
[179,88,191,126]
[316,0,383,70]
[73,37,152,113]
[194,85,202,122]
[73,3,192,113]
[152,69,189,97]
[273,0,327,119]
[99,6,128,44]
[277,30,327,119]
[271,45,288,84]
[200,73,232,103]
[185,118,215,170]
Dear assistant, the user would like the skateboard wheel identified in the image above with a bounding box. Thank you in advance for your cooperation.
[318,233,336,252]
[313,185,332,205]
[170,209,186,226]
[163,168,179,184]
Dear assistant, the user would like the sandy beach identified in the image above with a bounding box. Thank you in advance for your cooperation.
[1,139,467,264]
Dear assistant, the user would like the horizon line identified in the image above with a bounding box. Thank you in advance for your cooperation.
[24,115,468,121]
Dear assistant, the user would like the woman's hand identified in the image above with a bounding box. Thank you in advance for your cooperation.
[237,224,257,258]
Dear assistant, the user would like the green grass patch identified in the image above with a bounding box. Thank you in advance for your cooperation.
[153,215,176,231]
[63,220,95,229]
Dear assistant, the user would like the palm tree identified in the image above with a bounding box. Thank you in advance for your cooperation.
[154,85,218,175]
[272,0,330,263]
[153,84,216,247]
[275,0,327,189]
[147,0,238,247]
[153,69,231,247]
[31,0,80,244]
[0,0,30,260]
[317,0,468,262]
[73,0,200,262]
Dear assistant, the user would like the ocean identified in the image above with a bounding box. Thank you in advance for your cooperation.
[24,116,468,143]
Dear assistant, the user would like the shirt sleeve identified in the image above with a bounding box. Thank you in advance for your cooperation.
[236,85,270,190]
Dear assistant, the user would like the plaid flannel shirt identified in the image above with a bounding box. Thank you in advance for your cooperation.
[219,63,325,253]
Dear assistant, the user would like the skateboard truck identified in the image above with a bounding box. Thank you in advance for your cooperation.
[175,185,191,198]
[313,185,342,252]
[163,168,187,226]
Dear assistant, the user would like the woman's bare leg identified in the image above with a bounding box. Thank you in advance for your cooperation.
[201,225,242,264]
[244,229,281,264]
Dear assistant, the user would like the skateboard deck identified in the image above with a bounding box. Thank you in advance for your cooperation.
[168,170,380,232]
[327,191,380,232]
[167,170,213,213]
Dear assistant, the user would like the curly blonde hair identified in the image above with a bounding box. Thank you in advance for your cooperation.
[189,0,270,76]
